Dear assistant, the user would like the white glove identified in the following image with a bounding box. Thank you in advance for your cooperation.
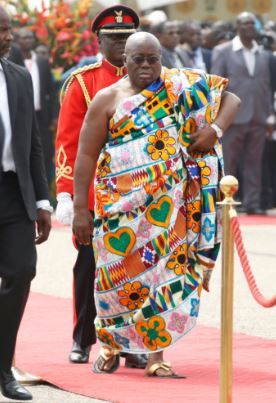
[56,192,73,225]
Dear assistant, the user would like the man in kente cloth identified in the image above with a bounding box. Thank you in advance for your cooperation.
[73,32,240,378]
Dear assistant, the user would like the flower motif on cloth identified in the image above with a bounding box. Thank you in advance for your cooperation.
[166,242,188,275]
[147,129,176,161]
[95,239,109,262]
[137,218,151,239]
[135,316,172,351]
[120,148,134,167]
[198,160,211,186]
[118,281,150,310]
[97,151,111,177]
[121,200,134,212]
[187,200,201,233]
[97,329,122,350]
[190,298,200,317]
[201,216,215,242]
[168,312,188,334]
[114,332,130,349]
[126,326,145,350]
[195,112,207,128]
[174,188,184,209]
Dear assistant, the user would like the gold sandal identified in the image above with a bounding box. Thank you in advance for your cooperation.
[92,347,120,374]
[145,361,186,379]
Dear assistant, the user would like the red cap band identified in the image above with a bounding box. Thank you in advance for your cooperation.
[97,15,134,29]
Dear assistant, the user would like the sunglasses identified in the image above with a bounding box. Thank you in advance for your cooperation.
[130,55,161,65]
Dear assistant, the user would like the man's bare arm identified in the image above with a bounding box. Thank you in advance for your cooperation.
[189,91,241,152]
[73,90,110,244]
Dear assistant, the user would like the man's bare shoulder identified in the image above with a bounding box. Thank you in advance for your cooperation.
[93,78,128,104]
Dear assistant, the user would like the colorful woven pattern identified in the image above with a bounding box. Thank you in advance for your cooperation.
[93,68,228,353]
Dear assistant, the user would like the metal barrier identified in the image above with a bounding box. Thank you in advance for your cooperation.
[218,175,240,403]
[218,175,276,403]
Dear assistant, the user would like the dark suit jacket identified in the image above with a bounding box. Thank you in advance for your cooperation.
[36,56,59,128]
[8,52,59,127]
[175,47,212,72]
[161,46,186,69]
[211,40,273,125]
[202,48,212,73]
[1,58,49,220]
[269,52,276,95]
[8,43,25,67]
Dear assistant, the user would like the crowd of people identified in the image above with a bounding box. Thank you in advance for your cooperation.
[0,2,274,401]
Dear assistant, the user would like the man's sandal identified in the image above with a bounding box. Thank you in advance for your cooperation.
[92,351,120,374]
[145,361,186,379]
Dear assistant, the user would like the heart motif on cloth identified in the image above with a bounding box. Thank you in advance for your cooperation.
[103,227,136,257]
[146,195,173,228]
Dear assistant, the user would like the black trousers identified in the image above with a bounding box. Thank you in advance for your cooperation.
[72,242,97,347]
[36,111,54,186]
[0,172,36,371]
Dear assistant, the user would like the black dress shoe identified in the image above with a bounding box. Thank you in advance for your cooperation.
[123,353,148,369]
[0,370,32,400]
[246,208,267,215]
[69,341,91,363]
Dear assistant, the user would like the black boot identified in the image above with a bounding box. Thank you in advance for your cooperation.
[122,353,148,369]
[69,341,91,363]
[0,369,32,400]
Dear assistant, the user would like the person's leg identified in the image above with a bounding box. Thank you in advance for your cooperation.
[222,124,246,177]
[69,240,97,363]
[72,243,97,348]
[145,351,184,377]
[242,123,267,211]
[0,173,36,400]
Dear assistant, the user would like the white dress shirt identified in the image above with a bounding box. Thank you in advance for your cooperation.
[232,35,259,76]
[24,51,41,111]
[0,61,16,172]
[193,47,207,72]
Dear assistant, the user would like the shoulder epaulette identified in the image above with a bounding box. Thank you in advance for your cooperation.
[59,61,102,106]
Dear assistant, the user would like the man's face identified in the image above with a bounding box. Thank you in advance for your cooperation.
[237,15,257,42]
[124,41,162,90]
[186,25,202,50]
[160,22,180,51]
[17,30,34,52]
[99,33,131,66]
[35,45,49,59]
[0,12,12,58]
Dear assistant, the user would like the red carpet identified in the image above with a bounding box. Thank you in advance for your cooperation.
[16,293,276,403]
[237,214,276,226]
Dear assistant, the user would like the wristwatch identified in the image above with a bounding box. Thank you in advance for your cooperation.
[210,123,223,139]
[39,205,54,214]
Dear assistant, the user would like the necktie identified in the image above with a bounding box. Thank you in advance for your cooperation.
[0,114,5,177]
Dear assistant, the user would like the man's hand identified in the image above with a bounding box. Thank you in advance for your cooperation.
[56,192,73,225]
[36,209,51,244]
[203,269,212,292]
[188,126,217,153]
[50,118,58,132]
[266,123,274,139]
[73,208,93,246]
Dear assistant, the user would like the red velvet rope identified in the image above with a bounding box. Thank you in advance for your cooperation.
[231,216,276,308]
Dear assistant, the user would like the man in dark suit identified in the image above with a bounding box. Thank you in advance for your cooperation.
[0,6,52,401]
[177,21,212,72]
[211,12,274,214]
[151,20,186,69]
[10,28,58,186]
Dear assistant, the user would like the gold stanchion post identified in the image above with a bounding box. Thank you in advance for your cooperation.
[12,356,42,386]
[218,175,239,403]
